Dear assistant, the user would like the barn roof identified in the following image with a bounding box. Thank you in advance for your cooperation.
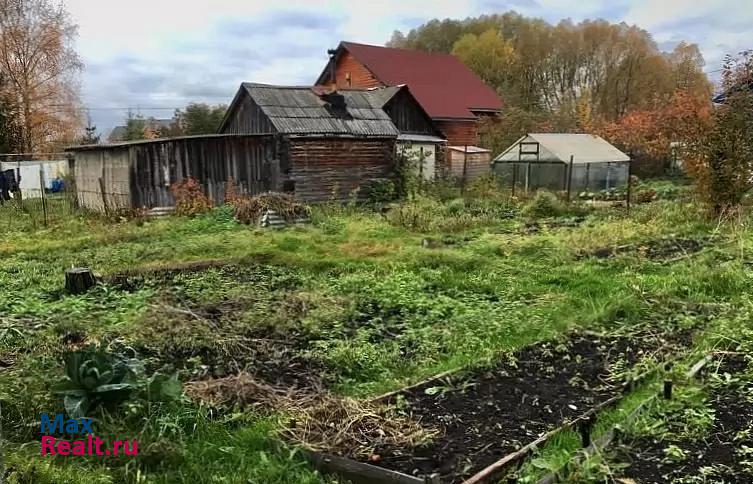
[242,83,398,138]
[317,41,503,120]
[494,134,630,164]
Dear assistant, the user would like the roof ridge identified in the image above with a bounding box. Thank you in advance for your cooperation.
[341,40,457,58]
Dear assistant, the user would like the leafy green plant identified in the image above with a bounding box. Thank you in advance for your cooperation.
[53,347,141,418]
[52,347,183,418]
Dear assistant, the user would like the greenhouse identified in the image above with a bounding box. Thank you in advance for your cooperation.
[492,133,631,199]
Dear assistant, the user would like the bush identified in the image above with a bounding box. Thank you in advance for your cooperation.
[171,178,212,216]
[520,191,565,218]
[633,188,658,204]
[368,179,396,204]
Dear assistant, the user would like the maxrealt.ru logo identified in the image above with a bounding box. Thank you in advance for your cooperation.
[40,413,138,456]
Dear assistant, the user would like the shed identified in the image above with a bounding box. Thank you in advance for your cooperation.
[447,145,492,180]
[493,133,630,194]
[218,83,399,201]
[66,134,280,212]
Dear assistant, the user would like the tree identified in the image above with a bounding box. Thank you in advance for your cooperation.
[0,91,21,152]
[174,103,226,135]
[0,0,84,153]
[668,42,712,100]
[451,29,516,94]
[392,12,711,124]
[123,112,148,141]
[685,52,753,213]
[79,112,100,144]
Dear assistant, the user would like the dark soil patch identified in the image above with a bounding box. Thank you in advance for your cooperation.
[617,354,752,483]
[370,329,693,483]
[522,216,586,234]
[585,236,713,261]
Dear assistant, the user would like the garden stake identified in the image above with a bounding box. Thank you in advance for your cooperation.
[535,354,712,484]
[579,414,596,448]
[663,379,673,400]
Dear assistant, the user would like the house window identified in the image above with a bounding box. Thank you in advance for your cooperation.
[345,72,351,87]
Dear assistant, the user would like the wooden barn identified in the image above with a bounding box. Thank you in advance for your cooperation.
[218,83,400,201]
[315,41,503,147]
[66,134,279,212]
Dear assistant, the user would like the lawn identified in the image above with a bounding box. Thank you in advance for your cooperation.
[1,179,751,483]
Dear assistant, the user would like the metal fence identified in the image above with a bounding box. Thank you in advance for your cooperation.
[0,156,83,230]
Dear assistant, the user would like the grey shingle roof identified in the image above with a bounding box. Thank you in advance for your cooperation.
[242,83,399,137]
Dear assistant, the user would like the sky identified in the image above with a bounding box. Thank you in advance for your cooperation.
[64,0,753,137]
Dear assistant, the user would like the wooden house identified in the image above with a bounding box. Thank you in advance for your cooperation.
[218,83,399,201]
[315,41,503,147]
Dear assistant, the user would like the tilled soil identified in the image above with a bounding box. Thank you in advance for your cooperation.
[617,354,752,484]
[370,330,693,483]
[585,236,712,261]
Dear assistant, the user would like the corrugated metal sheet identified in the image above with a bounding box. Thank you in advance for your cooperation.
[494,133,630,164]
[397,133,446,143]
[243,83,398,138]
[448,145,491,153]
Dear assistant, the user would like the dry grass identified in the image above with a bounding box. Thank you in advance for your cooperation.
[185,372,439,458]
[232,192,310,225]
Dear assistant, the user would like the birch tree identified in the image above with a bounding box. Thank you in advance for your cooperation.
[0,0,83,153]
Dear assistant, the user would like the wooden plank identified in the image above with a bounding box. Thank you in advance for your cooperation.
[300,450,432,484]
[534,354,713,484]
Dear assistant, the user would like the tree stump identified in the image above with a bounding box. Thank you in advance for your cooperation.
[65,268,97,295]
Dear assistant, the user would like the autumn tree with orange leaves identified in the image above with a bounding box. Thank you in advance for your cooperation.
[590,90,712,161]
[684,52,753,214]
[0,0,84,153]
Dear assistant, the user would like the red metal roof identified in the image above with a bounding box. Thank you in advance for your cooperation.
[331,41,503,120]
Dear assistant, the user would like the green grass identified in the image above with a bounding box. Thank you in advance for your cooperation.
[1,183,751,483]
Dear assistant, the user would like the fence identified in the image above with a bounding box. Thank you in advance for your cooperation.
[0,155,99,231]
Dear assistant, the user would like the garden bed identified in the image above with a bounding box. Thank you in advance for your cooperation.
[615,354,752,484]
[366,329,694,483]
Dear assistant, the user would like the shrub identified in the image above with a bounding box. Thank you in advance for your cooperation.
[520,191,565,218]
[684,52,753,214]
[171,178,212,216]
[633,188,658,204]
[368,179,396,204]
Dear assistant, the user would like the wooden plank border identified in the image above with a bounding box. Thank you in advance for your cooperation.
[300,449,439,484]
[533,353,713,484]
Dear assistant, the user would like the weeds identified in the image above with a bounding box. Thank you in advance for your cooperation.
[1,178,750,482]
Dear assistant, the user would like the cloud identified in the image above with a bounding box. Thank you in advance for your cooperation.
[65,0,751,135]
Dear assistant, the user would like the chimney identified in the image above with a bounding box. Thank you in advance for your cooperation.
[327,48,337,86]
[322,91,350,119]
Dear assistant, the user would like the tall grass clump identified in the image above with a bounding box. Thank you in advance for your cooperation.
[520,191,566,219]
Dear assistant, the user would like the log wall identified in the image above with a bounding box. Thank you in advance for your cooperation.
[287,137,395,202]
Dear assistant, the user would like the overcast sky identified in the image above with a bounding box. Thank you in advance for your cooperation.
[64,0,753,136]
